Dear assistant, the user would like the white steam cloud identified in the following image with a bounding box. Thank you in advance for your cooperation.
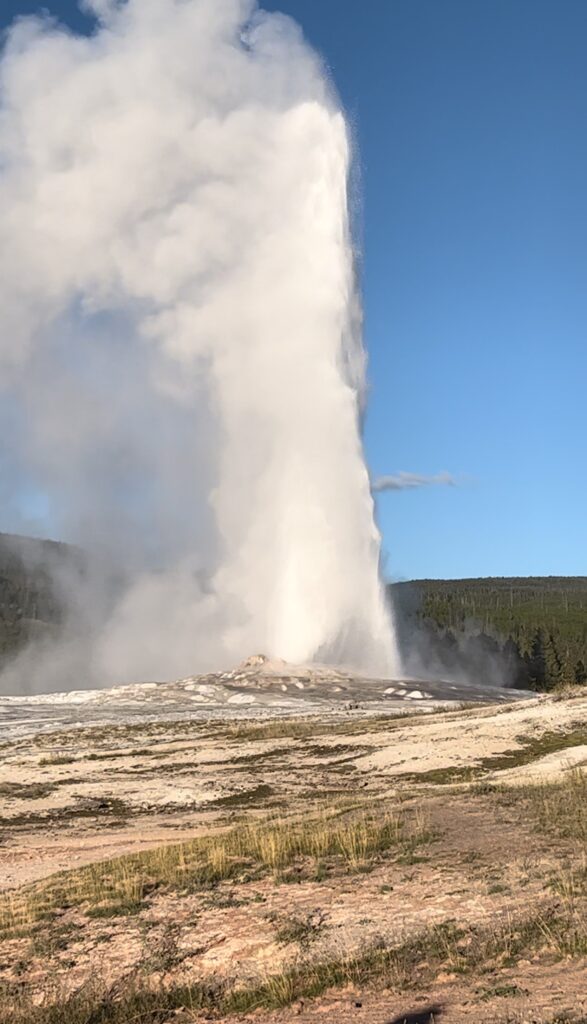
[0,0,398,693]
[372,472,456,493]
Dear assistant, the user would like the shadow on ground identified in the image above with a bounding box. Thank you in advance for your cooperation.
[387,1006,443,1024]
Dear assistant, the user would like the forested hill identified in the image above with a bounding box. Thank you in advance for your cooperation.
[0,531,585,691]
[0,533,76,661]
[390,576,587,691]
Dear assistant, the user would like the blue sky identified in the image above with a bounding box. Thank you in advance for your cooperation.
[1,1,586,581]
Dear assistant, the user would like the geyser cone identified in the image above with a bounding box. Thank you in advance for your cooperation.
[0,0,399,691]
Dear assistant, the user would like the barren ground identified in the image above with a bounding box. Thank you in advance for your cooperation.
[0,678,586,1024]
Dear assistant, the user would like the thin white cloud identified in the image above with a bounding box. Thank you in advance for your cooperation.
[372,471,456,493]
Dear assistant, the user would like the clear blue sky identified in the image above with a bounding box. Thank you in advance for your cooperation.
[2,1,586,581]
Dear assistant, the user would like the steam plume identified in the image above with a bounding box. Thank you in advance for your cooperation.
[0,0,398,693]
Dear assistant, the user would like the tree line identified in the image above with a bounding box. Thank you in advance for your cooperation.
[0,532,585,692]
[390,577,587,691]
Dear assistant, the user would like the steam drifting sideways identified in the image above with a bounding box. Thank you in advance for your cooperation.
[0,0,399,693]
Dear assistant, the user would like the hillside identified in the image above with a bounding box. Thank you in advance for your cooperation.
[0,532,585,691]
[0,533,76,662]
[391,576,587,690]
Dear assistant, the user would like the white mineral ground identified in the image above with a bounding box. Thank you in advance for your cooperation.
[0,654,532,743]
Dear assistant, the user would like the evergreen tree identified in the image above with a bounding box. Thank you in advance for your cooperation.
[526,629,546,689]
[543,633,562,689]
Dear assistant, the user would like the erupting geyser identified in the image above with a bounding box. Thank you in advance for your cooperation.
[0,0,398,692]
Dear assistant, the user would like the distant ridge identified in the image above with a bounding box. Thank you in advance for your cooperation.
[394,575,587,587]
[0,531,585,689]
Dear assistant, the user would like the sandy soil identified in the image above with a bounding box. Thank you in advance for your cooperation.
[0,685,584,891]
[0,680,586,1023]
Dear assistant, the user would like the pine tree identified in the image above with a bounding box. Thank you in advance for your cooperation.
[543,633,562,689]
[526,628,546,689]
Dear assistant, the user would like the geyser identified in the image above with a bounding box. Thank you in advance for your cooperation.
[0,0,398,692]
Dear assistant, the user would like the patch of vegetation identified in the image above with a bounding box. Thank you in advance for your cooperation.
[396,852,430,866]
[497,769,587,842]
[401,728,587,787]
[38,756,76,766]
[543,1018,587,1024]
[139,921,187,974]
[3,901,586,1022]
[298,787,350,799]
[227,745,289,764]
[480,728,587,771]
[303,743,370,761]
[31,719,209,749]
[270,908,326,948]
[0,803,429,937]
[209,783,275,807]
[86,748,154,762]
[476,982,528,1000]
[541,1018,587,1024]
[202,889,264,910]
[401,765,483,786]
[0,796,133,830]
[86,900,144,919]
[35,745,163,761]
[0,782,58,800]
[28,922,82,958]
[219,710,447,746]
[222,719,320,741]
[461,850,483,863]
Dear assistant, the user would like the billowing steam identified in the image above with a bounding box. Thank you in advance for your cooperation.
[0,0,398,693]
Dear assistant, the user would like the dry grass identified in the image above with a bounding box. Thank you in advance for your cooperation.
[12,699,496,764]
[219,704,484,744]
[38,755,76,766]
[0,802,429,935]
[404,731,587,788]
[0,782,57,800]
[224,898,587,1012]
[2,898,586,1023]
[495,769,587,843]
[221,718,324,742]
[522,769,587,842]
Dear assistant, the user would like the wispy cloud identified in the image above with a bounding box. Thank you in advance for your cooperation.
[372,471,456,493]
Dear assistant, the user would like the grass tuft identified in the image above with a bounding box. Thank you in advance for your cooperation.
[0,803,429,936]
[3,901,586,1022]
[493,769,587,843]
